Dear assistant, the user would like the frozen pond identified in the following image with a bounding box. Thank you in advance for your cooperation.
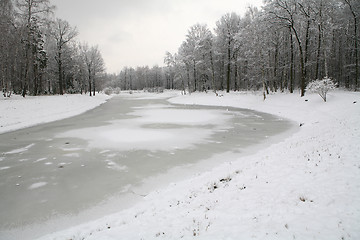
[0,95,294,239]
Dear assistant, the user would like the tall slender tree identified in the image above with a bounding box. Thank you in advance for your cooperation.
[215,13,241,93]
[343,0,359,90]
[52,18,78,95]
[80,43,105,96]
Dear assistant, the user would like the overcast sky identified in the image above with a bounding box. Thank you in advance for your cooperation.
[52,0,263,73]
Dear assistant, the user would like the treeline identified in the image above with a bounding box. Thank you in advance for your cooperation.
[108,0,359,95]
[0,0,105,97]
[2,0,359,97]
[104,65,173,92]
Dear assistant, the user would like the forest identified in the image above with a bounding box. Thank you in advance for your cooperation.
[1,0,359,97]
[0,0,105,97]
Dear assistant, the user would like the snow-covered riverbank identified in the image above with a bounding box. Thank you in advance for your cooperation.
[0,93,111,134]
[30,90,359,240]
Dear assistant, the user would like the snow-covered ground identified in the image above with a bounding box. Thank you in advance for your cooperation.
[0,93,111,134]
[29,90,359,240]
[1,90,359,239]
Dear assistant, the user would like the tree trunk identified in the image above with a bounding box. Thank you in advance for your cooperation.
[210,49,216,91]
[220,56,225,90]
[93,75,96,96]
[22,42,31,97]
[355,14,359,90]
[88,68,92,96]
[22,6,32,98]
[226,38,231,93]
[274,40,279,92]
[324,45,329,77]
[129,72,132,90]
[351,2,358,89]
[315,24,322,80]
[291,24,306,96]
[193,60,197,91]
[58,51,63,95]
[186,64,191,94]
[234,54,238,91]
[124,69,127,90]
[304,18,311,83]
[344,0,358,90]
[289,27,294,93]
[262,66,266,100]
[33,63,38,95]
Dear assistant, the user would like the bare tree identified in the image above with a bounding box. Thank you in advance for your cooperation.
[80,43,105,96]
[183,24,213,92]
[164,51,175,89]
[52,18,78,95]
[267,0,311,96]
[215,13,241,93]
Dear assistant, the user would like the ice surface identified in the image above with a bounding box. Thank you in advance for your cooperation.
[33,158,47,163]
[28,182,47,190]
[105,160,128,171]
[58,108,232,152]
[4,143,35,154]
[63,153,80,158]
[129,108,233,125]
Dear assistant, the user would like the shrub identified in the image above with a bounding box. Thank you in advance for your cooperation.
[306,77,337,102]
[103,87,113,95]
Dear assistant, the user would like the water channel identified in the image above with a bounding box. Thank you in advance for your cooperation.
[0,94,295,239]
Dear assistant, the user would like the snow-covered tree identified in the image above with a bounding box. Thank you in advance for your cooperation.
[306,77,337,102]
[79,43,105,96]
[15,0,55,96]
[51,18,78,95]
[215,13,241,93]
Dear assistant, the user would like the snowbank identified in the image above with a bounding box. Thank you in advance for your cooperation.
[0,93,111,134]
[11,90,360,239]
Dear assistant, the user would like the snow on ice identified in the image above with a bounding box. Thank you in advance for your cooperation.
[28,182,48,190]
[56,106,232,152]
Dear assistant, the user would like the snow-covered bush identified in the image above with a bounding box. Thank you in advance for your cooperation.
[306,77,337,102]
[113,87,121,94]
[103,87,121,95]
[103,87,113,95]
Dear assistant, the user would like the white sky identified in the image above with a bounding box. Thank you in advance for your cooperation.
[52,0,263,73]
